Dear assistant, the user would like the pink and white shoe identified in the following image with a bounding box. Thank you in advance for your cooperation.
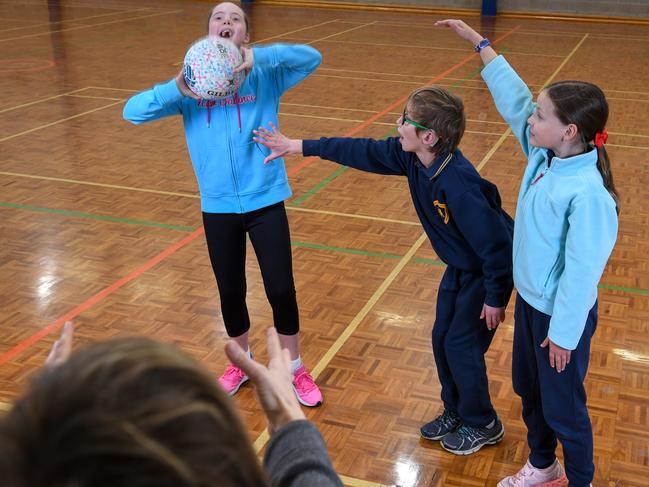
[498,459,567,487]
[218,363,249,396]
[292,365,323,407]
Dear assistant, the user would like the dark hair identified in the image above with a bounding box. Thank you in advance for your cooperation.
[407,86,466,155]
[208,1,250,35]
[0,337,268,487]
[545,80,620,212]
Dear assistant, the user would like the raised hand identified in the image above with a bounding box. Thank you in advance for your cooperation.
[252,122,302,164]
[434,19,484,45]
[45,321,74,368]
[225,328,306,435]
[234,46,254,74]
[175,68,201,100]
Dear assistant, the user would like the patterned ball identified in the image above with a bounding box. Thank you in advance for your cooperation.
[183,36,245,100]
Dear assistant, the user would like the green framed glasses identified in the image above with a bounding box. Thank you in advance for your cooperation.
[401,108,431,131]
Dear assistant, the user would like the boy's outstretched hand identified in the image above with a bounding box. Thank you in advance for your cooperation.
[434,19,483,45]
[225,328,306,435]
[252,122,303,164]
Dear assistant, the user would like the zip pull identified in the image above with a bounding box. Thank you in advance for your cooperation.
[531,170,546,185]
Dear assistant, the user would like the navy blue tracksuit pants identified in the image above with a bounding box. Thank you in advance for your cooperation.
[513,294,597,487]
[432,266,498,428]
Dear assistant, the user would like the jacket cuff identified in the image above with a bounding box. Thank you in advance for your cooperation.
[302,139,320,157]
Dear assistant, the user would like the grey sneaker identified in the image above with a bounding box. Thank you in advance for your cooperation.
[420,409,461,441]
[441,417,504,455]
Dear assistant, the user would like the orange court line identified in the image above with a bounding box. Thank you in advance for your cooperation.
[287,25,521,177]
[0,228,205,367]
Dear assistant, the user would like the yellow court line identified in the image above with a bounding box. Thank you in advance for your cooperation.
[255,232,430,456]
[285,37,567,57]
[281,112,364,123]
[339,475,392,487]
[0,401,11,412]
[66,94,124,101]
[0,88,90,114]
[0,171,201,199]
[173,20,346,65]
[540,34,590,90]
[254,19,342,44]
[310,231,429,379]
[278,113,649,143]
[328,19,649,40]
[305,21,378,45]
[0,7,152,33]
[0,101,125,143]
[0,171,423,226]
[87,86,139,92]
[0,9,182,43]
[288,206,420,226]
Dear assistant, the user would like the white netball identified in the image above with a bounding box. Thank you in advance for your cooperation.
[182,36,245,100]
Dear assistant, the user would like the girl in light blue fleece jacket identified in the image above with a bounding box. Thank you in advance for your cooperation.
[437,19,618,487]
[123,2,323,407]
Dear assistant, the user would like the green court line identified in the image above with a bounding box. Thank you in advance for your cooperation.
[4,200,646,297]
[598,283,649,296]
[289,166,348,207]
[0,201,195,232]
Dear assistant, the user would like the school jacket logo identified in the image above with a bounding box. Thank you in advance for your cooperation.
[433,200,450,224]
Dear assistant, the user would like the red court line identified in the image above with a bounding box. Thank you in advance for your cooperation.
[0,227,205,366]
[287,26,521,177]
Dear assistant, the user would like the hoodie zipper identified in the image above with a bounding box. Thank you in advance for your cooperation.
[223,106,243,212]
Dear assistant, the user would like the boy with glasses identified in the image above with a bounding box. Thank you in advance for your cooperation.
[253,86,514,455]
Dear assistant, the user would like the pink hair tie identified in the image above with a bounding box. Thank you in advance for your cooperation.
[594,129,608,148]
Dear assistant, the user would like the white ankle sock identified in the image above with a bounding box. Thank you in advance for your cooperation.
[291,356,303,374]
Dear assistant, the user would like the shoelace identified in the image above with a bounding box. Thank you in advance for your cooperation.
[439,411,458,429]
[293,369,317,392]
[224,364,244,380]
[512,463,536,482]
[456,425,482,442]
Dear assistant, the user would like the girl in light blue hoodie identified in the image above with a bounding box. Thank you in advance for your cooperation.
[437,19,618,487]
[123,2,323,407]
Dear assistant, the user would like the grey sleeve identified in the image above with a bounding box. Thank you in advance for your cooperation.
[263,420,343,487]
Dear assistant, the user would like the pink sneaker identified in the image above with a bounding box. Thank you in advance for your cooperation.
[292,365,323,407]
[218,363,249,396]
[498,459,567,487]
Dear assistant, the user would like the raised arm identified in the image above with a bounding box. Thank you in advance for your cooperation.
[253,44,322,94]
[123,70,198,125]
[434,19,497,66]
[436,19,536,158]
[254,123,408,175]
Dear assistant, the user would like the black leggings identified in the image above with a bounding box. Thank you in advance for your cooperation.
[202,202,299,338]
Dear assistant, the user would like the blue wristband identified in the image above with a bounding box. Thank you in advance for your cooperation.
[474,38,491,52]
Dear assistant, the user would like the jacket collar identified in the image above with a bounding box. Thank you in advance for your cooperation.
[546,146,598,175]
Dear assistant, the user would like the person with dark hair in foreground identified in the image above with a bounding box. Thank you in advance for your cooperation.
[0,323,342,487]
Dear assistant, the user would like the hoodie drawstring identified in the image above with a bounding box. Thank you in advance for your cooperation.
[199,93,240,131]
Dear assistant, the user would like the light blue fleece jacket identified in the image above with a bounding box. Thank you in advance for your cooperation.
[481,56,618,350]
[123,44,321,213]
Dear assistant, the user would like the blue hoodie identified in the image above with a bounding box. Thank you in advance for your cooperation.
[481,56,618,350]
[123,44,322,213]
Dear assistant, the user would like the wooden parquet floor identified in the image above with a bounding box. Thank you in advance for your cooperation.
[1,1,648,486]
